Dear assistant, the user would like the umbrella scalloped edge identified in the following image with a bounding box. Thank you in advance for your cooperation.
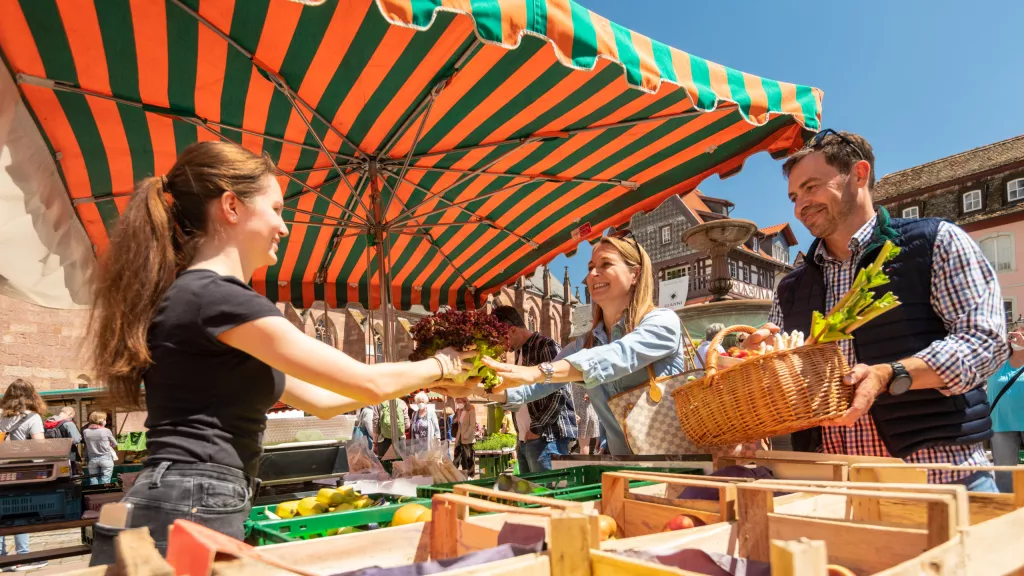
[373,0,823,131]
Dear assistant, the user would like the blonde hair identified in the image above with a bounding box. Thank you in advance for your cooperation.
[585,236,655,349]
[60,406,76,419]
[88,411,107,425]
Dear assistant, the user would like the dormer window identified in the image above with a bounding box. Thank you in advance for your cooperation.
[751,237,759,252]
[1008,178,1024,203]
[962,189,982,213]
[660,225,671,245]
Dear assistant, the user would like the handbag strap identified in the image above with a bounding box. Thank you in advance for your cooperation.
[991,364,1024,412]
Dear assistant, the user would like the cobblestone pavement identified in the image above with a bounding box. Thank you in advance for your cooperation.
[1,529,90,575]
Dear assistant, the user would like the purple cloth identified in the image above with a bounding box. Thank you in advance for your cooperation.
[678,466,785,500]
[332,543,544,576]
[615,548,772,576]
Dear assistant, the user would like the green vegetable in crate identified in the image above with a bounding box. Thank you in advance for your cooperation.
[410,310,510,391]
[809,240,903,344]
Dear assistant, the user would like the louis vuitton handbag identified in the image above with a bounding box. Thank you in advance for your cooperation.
[606,365,765,458]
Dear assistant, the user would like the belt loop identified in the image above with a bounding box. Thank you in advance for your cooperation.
[149,461,172,489]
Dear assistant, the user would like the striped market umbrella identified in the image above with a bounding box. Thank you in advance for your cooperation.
[0,0,822,314]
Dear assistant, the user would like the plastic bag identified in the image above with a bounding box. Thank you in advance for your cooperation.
[391,437,466,484]
[345,428,387,476]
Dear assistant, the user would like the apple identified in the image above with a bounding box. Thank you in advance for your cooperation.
[663,514,704,531]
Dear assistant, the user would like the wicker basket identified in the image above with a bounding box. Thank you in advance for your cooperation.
[671,325,853,445]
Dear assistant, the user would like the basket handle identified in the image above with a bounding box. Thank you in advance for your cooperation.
[704,325,758,377]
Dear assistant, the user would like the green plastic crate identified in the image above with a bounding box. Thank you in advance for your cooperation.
[248,491,421,523]
[246,497,431,545]
[416,465,703,504]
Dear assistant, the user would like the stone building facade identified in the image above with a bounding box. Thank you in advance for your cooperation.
[873,134,1024,321]
[628,190,797,305]
[0,293,91,393]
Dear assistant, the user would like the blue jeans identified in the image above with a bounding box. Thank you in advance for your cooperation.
[0,534,29,556]
[521,437,572,472]
[88,455,115,486]
[88,461,252,566]
[517,443,531,475]
[946,470,999,493]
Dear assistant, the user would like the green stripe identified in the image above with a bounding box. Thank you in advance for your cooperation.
[230,0,270,54]
[260,91,293,162]
[686,54,716,110]
[469,0,503,43]
[527,0,547,36]
[651,40,676,84]
[96,1,154,182]
[761,78,783,115]
[568,3,597,69]
[218,1,271,144]
[94,198,122,234]
[725,66,751,119]
[610,22,641,87]
[795,85,820,131]
[166,2,198,115]
[408,0,444,28]
[172,121,198,157]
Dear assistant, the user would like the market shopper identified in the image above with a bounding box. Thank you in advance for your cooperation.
[747,130,1007,490]
[374,397,410,459]
[987,331,1024,492]
[471,236,689,456]
[85,141,472,559]
[83,411,119,486]
[453,398,477,476]
[695,323,725,368]
[410,392,440,442]
[44,405,83,472]
[569,384,599,455]
[490,306,576,471]
[0,379,48,571]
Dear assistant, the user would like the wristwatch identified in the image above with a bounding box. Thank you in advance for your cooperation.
[538,362,554,385]
[887,362,912,396]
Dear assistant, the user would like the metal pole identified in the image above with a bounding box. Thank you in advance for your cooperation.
[370,161,402,458]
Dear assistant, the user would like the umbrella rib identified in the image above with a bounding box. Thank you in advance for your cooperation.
[393,166,638,189]
[14,73,370,226]
[402,231,474,288]
[391,177,541,225]
[376,38,482,159]
[269,75,375,224]
[384,105,734,164]
[383,84,440,217]
[167,0,364,162]
[382,169,538,247]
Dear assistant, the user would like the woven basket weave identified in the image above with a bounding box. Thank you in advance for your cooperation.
[671,325,853,445]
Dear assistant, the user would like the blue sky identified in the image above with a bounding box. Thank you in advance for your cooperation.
[548,0,1024,294]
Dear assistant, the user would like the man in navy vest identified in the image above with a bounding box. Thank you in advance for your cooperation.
[745,130,1007,490]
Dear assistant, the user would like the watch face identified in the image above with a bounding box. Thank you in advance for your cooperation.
[890,375,913,395]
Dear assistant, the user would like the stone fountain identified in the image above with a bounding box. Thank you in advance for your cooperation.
[681,219,758,301]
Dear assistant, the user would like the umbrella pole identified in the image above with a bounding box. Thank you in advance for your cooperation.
[369,160,402,459]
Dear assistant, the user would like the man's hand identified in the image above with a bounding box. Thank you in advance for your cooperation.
[741,323,781,351]
[430,377,484,398]
[479,356,541,393]
[821,363,892,427]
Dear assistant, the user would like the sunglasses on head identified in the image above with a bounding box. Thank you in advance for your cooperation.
[809,128,866,161]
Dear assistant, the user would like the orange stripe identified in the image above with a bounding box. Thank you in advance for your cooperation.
[481,60,609,143]
[377,0,414,25]
[440,0,474,12]
[668,47,700,108]
[589,14,618,61]
[277,193,318,304]
[705,61,731,107]
[130,0,169,108]
[56,0,134,193]
[253,0,303,73]
[75,204,109,254]
[364,20,473,156]
[777,82,802,125]
[545,0,575,67]
[241,68,274,154]
[741,72,769,124]
[297,3,367,108]
[147,114,178,176]
[113,196,131,213]
[537,79,630,133]
[500,0,527,46]
[631,31,660,93]
[19,85,93,199]
[194,0,235,124]
[431,47,556,154]
[390,44,507,157]
[300,172,359,292]
[331,25,415,150]
[0,0,45,74]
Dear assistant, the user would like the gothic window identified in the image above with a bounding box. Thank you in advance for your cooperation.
[314,316,336,348]
[375,335,384,363]
[528,310,537,333]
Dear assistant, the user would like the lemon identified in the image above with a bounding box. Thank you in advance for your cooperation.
[335,503,355,512]
[297,496,328,516]
[274,501,299,519]
[316,488,345,507]
[391,503,430,526]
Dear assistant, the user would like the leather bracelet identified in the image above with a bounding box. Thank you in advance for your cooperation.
[431,356,447,381]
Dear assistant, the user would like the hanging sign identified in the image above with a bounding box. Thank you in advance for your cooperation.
[659,276,690,311]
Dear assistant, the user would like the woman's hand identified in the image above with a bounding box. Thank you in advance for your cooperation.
[430,376,483,398]
[434,347,477,379]
[741,323,780,351]
[479,356,540,393]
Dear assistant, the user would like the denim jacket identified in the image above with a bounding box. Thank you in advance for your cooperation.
[503,308,687,455]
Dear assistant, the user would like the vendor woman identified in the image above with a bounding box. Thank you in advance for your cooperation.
[475,235,687,455]
[86,141,470,559]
